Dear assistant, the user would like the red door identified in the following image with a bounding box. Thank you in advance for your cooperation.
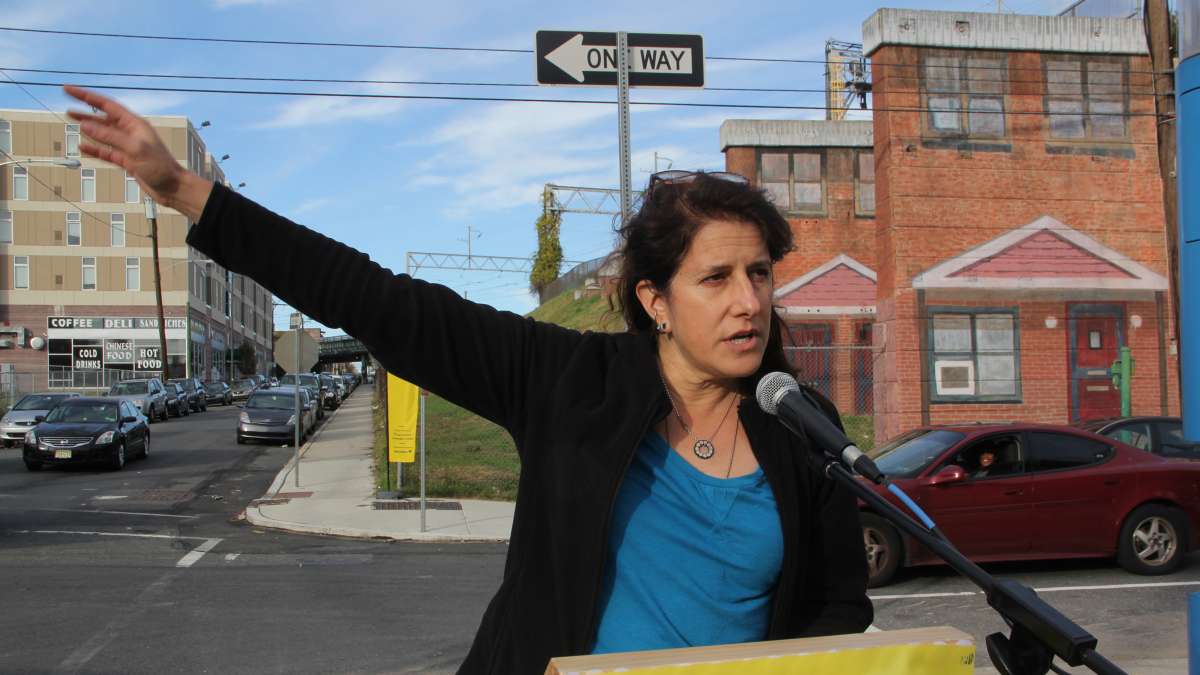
[1070,313,1121,423]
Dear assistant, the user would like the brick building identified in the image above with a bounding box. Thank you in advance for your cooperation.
[723,9,1180,445]
[0,109,274,394]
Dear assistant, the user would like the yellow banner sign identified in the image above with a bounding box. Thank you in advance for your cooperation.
[387,373,419,464]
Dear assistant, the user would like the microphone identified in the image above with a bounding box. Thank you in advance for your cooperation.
[755,371,886,484]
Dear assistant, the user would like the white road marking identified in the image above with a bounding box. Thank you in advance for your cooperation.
[870,579,1200,601]
[175,538,222,568]
[10,529,210,541]
[93,495,128,501]
[225,553,240,561]
[54,571,177,674]
[865,624,882,633]
[0,506,196,519]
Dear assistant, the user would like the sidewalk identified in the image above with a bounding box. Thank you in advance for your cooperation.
[242,387,515,542]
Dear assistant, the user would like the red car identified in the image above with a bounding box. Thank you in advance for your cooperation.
[862,422,1200,587]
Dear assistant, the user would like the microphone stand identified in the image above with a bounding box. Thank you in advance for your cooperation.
[822,459,1126,675]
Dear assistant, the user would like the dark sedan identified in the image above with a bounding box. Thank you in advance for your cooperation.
[237,387,315,446]
[230,378,258,402]
[203,381,233,406]
[168,377,208,413]
[861,422,1200,587]
[23,398,149,471]
[1076,416,1198,460]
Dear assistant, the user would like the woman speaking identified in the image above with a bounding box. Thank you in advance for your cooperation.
[64,85,873,674]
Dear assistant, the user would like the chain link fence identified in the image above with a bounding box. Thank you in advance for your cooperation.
[784,344,875,451]
[0,367,169,414]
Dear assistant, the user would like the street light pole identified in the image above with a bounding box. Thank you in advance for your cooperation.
[144,197,170,383]
[0,158,82,170]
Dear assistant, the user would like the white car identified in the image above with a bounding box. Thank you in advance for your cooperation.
[1,393,81,447]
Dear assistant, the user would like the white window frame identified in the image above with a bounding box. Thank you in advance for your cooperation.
[65,123,81,158]
[0,209,11,244]
[13,165,28,201]
[81,168,96,203]
[13,255,28,290]
[81,256,97,291]
[111,213,125,247]
[124,172,139,203]
[66,212,82,246]
[0,120,10,155]
[125,256,140,291]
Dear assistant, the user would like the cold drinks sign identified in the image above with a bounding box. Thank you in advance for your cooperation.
[535,31,704,88]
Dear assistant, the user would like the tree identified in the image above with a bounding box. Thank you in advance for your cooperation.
[237,340,257,376]
[529,186,563,294]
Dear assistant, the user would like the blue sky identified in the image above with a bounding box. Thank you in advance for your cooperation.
[0,0,1070,334]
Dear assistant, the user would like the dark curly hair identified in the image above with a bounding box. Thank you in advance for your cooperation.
[610,172,797,388]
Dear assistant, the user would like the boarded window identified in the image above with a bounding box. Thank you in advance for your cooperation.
[923,53,1007,138]
[1046,57,1126,140]
[757,151,824,213]
[931,310,1019,401]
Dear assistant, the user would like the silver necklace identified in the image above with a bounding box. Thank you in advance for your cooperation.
[659,368,738,461]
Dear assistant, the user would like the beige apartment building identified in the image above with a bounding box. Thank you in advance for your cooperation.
[0,108,274,392]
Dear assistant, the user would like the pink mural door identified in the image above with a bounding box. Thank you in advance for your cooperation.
[1069,307,1122,423]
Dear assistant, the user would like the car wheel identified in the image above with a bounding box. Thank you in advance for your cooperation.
[236,434,245,445]
[24,460,42,472]
[141,434,150,459]
[1117,504,1187,575]
[110,442,126,471]
[861,512,902,588]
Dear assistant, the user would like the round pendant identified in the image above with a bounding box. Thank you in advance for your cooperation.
[693,439,715,460]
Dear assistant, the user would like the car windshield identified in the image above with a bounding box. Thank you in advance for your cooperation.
[236,379,256,388]
[14,394,71,411]
[170,380,196,391]
[45,402,118,424]
[247,393,302,410]
[871,429,966,478]
[109,382,148,395]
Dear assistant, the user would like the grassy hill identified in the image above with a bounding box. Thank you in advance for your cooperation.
[527,290,624,332]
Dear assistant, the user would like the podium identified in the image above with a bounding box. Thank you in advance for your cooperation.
[546,626,975,675]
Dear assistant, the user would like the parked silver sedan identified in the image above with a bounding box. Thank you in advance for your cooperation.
[1,393,81,447]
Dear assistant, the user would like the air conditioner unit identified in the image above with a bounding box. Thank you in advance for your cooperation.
[0,339,13,349]
[934,360,975,397]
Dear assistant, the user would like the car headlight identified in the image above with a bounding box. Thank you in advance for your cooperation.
[25,428,36,444]
[287,415,297,426]
[239,412,250,424]
[96,430,115,445]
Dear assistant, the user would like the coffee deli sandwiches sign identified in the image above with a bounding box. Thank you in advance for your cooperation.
[48,316,187,372]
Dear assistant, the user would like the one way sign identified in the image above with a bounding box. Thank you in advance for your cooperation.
[535,31,705,88]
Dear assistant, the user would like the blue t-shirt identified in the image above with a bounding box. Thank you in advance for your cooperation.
[590,430,784,654]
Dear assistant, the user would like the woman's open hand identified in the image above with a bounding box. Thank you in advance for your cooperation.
[63,85,212,221]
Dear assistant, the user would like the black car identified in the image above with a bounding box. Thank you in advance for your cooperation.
[318,373,340,410]
[1076,416,1199,459]
[203,381,233,406]
[231,378,258,402]
[23,397,150,471]
[168,377,208,413]
[166,382,191,418]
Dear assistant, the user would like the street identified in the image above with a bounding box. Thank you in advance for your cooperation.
[1,402,1197,673]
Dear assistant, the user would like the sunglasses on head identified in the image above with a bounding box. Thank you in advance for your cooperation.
[648,170,750,188]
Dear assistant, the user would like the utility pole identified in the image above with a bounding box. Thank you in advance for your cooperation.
[1146,0,1183,398]
[144,197,170,383]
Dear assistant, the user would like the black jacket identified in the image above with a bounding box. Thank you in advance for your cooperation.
[187,183,873,674]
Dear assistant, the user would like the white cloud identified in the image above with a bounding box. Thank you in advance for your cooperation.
[111,91,191,116]
[289,197,333,217]
[254,59,419,129]
[213,0,288,7]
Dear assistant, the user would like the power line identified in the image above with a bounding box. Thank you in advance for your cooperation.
[0,25,1160,74]
[0,79,1163,117]
[0,65,1170,96]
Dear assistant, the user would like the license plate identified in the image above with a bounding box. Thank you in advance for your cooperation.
[54,450,72,459]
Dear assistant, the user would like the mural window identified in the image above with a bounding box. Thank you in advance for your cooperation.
[125,172,140,203]
[65,123,80,158]
[0,120,10,155]
[922,52,1007,138]
[855,151,875,215]
[13,255,29,289]
[1045,56,1126,140]
[111,213,125,247]
[930,309,1020,402]
[66,212,81,246]
[758,150,824,214]
[125,257,140,291]
[13,165,28,200]
[0,209,11,244]
[81,168,96,203]
[81,256,96,291]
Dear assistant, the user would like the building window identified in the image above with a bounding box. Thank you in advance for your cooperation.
[0,120,10,155]
[930,309,1020,402]
[1045,57,1126,140]
[82,256,96,290]
[111,213,125,247]
[65,124,81,158]
[759,150,823,214]
[125,256,140,291]
[923,53,1006,138]
[13,255,28,289]
[13,165,28,200]
[0,209,11,244]
[66,212,81,246]
[81,168,96,202]
[855,151,875,216]
[125,172,139,203]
